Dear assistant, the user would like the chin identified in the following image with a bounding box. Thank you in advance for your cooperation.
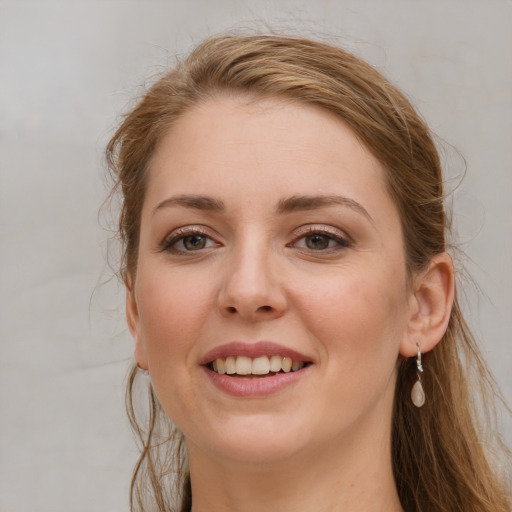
[186,415,313,465]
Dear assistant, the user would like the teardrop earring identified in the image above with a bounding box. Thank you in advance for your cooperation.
[411,345,425,408]
[136,363,150,381]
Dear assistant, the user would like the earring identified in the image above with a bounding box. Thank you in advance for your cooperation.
[411,345,425,408]
[136,364,150,379]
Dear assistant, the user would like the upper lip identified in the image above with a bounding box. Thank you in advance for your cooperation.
[199,341,313,365]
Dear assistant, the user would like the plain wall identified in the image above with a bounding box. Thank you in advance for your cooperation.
[0,1,510,510]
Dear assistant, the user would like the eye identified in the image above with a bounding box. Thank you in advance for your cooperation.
[303,233,336,250]
[178,234,213,251]
[160,227,219,254]
[290,226,351,252]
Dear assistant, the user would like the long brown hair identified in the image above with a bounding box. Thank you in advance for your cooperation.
[106,34,511,512]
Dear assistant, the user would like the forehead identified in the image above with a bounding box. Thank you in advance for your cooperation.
[144,95,395,221]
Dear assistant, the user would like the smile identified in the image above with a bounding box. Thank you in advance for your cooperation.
[208,355,308,376]
[200,342,313,396]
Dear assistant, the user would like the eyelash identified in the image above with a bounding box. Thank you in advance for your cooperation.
[288,225,351,253]
[160,226,219,254]
[160,225,351,255]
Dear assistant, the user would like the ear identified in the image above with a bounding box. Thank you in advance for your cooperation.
[125,274,149,370]
[400,253,455,357]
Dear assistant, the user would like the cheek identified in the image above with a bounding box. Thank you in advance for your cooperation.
[134,266,217,426]
[135,265,215,363]
[291,270,408,431]
[294,268,408,372]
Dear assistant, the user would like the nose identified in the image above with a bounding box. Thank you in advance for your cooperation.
[217,242,287,322]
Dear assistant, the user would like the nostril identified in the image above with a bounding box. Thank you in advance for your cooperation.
[227,306,237,314]
[259,305,272,312]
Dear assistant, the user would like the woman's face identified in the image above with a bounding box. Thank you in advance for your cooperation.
[128,95,416,464]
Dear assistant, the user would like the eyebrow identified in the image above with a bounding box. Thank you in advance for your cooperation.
[153,194,225,216]
[153,193,373,223]
[276,195,374,223]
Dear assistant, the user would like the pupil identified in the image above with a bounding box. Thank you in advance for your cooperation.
[306,234,329,250]
[184,235,206,250]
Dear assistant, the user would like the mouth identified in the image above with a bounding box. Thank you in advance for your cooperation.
[206,355,312,378]
[201,342,313,396]
[200,341,314,381]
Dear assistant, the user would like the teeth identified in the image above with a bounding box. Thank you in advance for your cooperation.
[269,355,282,372]
[225,356,236,375]
[211,355,306,375]
[252,356,270,375]
[217,358,226,375]
[282,357,292,372]
[235,356,252,375]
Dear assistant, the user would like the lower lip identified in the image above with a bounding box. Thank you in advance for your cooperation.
[202,366,312,397]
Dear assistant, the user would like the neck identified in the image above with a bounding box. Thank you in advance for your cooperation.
[187,410,403,512]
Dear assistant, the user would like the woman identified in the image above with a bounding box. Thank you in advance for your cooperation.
[106,34,510,512]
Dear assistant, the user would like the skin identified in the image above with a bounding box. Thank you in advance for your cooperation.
[127,95,454,512]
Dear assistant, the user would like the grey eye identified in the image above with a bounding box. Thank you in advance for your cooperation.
[182,235,208,250]
[305,234,332,250]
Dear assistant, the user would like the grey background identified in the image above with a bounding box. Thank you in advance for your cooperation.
[0,1,510,510]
